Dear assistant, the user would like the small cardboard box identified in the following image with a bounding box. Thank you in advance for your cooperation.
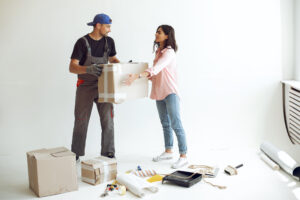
[98,62,148,104]
[81,156,117,185]
[26,147,78,197]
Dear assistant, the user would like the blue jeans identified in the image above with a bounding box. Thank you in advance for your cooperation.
[156,93,187,155]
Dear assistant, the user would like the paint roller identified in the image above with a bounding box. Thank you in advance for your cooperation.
[224,164,243,175]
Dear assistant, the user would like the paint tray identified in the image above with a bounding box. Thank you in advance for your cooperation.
[162,170,202,187]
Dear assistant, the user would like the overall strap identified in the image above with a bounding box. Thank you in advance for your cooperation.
[82,36,92,56]
[104,37,110,54]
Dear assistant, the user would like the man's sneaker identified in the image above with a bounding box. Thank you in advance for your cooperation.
[76,156,80,164]
[152,152,173,162]
[171,157,188,169]
[104,152,116,159]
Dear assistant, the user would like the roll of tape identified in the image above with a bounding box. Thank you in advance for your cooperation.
[119,185,126,195]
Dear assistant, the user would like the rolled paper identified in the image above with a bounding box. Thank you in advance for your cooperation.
[116,173,158,198]
[260,152,280,170]
[260,141,300,180]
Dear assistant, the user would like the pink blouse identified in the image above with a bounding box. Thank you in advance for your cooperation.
[145,46,180,100]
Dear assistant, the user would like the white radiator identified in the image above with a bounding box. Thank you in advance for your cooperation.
[282,81,300,144]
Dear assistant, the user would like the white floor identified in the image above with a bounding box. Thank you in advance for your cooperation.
[0,148,299,200]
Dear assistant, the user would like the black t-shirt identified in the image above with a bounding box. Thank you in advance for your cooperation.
[71,34,116,65]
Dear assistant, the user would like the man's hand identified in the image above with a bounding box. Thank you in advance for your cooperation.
[109,56,120,63]
[86,64,103,77]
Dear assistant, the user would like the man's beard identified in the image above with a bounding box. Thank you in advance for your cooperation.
[100,31,108,37]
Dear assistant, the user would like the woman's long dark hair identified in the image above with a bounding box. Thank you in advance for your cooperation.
[153,25,178,52]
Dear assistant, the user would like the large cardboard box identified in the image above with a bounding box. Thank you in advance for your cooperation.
[98,62,148,104]
[81,156,117,185]
[26,147,78,197]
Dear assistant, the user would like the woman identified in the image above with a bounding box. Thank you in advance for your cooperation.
[125,25,188,169]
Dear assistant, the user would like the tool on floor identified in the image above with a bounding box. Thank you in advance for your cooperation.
[160,165,226,189]
[100,188,108,198]
[133,169,157,177]
[188,165,225,189]
[100,182,126,198]
[224,164,243,175]
[188,165,219,178]
[162,170,202,187]
[147,174,163,183]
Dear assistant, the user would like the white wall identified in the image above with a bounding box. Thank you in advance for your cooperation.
[0,0,298,162]
[281,0,295,80]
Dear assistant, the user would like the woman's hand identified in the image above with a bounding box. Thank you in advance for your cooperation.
[124,73,139,86]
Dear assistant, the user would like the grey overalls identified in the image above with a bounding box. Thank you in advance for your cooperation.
[71,36,115,157]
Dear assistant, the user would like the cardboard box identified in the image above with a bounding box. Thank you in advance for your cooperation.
[81,156,117,185]
[26,147,78,197]
[98,62,148,104]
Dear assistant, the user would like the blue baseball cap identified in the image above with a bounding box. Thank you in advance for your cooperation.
[87,13,112,26]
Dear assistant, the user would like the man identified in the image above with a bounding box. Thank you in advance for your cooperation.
[69,13,120,162]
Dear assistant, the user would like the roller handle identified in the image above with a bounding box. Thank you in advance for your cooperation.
[235,164,243,169]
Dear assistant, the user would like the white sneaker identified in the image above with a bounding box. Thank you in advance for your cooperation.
[152,152,173,162]
[171,157,188,169]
